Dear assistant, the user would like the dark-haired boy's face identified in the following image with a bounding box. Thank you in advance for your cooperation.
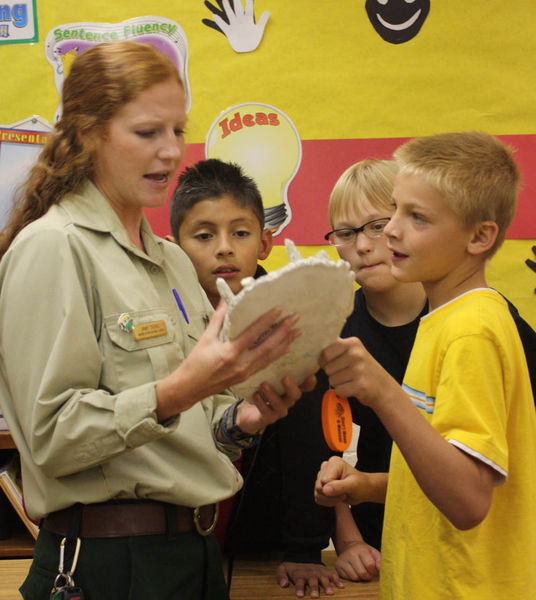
[177,194,272,308]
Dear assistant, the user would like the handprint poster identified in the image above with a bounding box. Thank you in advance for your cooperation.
[1,0,535,326]
[202,0,270,53]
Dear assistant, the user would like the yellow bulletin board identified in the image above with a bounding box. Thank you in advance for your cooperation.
[1,1,535,326]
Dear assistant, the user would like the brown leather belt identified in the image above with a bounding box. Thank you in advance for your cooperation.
[42,501,219,538]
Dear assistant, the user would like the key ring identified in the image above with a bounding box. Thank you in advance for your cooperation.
[52,572,74,590]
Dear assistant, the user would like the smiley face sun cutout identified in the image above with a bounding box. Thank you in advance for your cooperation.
[365,0,430,44]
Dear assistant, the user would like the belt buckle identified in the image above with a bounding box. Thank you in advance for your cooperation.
[193,504,219,536]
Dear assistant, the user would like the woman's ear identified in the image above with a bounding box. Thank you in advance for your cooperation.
[467,221,498,256]
[77,128,96,152]
[77,125,105,153]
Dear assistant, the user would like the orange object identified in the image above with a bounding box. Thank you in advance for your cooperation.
[321,390,352,452]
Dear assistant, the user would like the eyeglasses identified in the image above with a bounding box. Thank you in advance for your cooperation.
[324,217,391,247]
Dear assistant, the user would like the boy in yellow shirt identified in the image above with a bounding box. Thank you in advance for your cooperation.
[315,132,536,599]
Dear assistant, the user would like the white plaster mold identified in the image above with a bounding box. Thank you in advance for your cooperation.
[217,239,355,399]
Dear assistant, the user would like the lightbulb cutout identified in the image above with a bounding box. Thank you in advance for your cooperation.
[205,103,302,234]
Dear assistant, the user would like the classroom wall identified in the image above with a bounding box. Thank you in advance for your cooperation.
[1,1,535,326]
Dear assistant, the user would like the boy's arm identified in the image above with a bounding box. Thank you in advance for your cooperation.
[373,385,495,529]
[275,382,345,598]
[319,338,496,530]
[333,503,380,582]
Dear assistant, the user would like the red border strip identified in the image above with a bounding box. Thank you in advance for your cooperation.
[146,135,536,243]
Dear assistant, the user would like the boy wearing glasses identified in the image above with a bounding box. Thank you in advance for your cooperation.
[318,159,427,581]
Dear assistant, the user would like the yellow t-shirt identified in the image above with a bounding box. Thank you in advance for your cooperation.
[380,289,536,600]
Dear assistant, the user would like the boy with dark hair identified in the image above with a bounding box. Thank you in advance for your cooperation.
[171,158,340,598]
[315,132,536,599]
[169,158,271,305]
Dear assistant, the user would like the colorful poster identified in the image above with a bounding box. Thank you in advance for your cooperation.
[45,16,190,122]
[0,116,52,229]
[0,1,38,45]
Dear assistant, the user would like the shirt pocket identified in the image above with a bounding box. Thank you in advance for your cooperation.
[101,308,180,392]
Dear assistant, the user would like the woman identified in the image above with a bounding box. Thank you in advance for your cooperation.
[0,42,311,599]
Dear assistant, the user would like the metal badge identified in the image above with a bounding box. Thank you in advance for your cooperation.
[117,313,134,333]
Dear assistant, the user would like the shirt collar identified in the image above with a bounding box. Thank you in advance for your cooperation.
[61,180,164,265]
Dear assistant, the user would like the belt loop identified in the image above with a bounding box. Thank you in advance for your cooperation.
[58,503,83,573]
[67,503,83,540]
[165,503,179,540]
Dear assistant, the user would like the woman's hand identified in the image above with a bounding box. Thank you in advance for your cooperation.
[235,373,317,434]
[156,301,305,421]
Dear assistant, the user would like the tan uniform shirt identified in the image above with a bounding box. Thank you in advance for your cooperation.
[0,182,242,520]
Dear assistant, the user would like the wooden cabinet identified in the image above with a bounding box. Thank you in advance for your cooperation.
[0,432,34,558]
[0,432,16,451]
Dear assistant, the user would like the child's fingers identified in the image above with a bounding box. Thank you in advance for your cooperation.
[321,480,348,499]
[318,338,346,367]
[318,456,347,486]
[319,337,362,372]
[299,373,317,392]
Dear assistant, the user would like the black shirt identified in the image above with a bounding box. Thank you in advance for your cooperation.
[343,289,427,550]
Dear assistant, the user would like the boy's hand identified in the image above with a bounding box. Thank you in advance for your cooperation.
[319,337,398,409]
[235,373,316,434]
[315,457,371,506]
[334,541,380,582]
[277,561,344,598]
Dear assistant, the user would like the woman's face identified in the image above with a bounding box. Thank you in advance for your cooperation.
[90,78,187,223]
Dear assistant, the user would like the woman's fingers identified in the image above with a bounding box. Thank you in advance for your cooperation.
[234,308,300,354]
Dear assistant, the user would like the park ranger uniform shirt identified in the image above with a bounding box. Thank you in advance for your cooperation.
[0,181,243,520]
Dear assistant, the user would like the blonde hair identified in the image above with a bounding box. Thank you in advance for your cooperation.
[0,41,182,259]
[328,159,398,227]
[393,132,521,256]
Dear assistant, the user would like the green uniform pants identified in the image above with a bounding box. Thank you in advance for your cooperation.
[20,527,229,600]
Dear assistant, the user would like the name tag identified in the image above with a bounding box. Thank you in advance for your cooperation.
[133,320,167,341]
